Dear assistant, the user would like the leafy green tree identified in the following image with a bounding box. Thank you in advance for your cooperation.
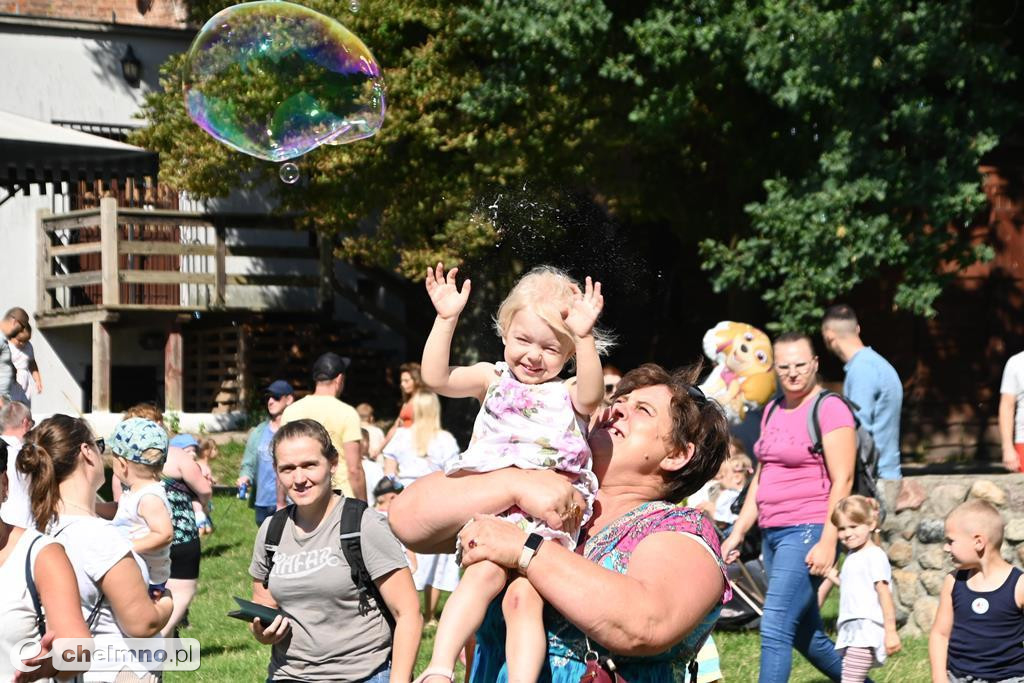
[136,0,1021,333]
[696,0,1019,329]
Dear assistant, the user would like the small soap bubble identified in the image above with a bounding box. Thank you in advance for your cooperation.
[349,0,360,12]
[279,162,301,184]
[182,1,386,161]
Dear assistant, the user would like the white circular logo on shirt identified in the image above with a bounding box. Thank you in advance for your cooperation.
[971,597,989,614]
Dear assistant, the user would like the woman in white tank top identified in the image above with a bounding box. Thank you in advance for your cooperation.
[0,438,90,680]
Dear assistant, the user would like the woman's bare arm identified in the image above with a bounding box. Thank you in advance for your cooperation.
[375,568,422,683]
[806,425,855,574]
[26,544,92,681]
[176,456,213,506]
[461,518,723,655]
[100,556,173,637]
[388,469,579,553]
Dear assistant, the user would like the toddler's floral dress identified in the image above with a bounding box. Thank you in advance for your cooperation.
[444,362,598,548]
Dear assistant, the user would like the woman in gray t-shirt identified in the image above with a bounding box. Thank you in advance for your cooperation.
[248,419,422,682]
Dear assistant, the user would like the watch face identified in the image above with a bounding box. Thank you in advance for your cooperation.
[525,533,545,551]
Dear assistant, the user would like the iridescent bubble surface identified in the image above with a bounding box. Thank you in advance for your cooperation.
[279,162,300,184]
[182,1,386,162]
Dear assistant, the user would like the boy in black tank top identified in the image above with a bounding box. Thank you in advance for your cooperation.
[929,499,1024,683]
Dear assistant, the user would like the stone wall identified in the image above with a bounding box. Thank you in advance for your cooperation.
[876,474,1024,637]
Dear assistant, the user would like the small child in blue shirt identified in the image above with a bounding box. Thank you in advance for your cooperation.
[930,499,1024,683]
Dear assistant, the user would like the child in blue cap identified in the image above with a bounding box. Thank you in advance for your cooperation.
[108,417,174,596]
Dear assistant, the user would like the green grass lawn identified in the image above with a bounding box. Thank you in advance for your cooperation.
[168,444,933,681]
[164,489,460,681]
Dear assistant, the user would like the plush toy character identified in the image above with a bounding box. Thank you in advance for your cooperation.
[699,321,776,423]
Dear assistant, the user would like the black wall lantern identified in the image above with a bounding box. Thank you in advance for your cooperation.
[121,45,142,87]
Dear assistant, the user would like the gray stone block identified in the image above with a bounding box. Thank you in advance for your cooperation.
[924,484,968,517]
[913,596,939,631]
[918,547,948,570]
[886,540,913,568]
[917,518,946,544]
[969,479,1007,507]
[1005,518,1024,543]
[919,570,947,596]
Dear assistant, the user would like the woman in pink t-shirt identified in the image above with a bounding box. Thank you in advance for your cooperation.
[722,331,856,683]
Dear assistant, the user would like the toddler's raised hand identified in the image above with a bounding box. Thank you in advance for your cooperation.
[425,262,471,320]
[563,276,603,339]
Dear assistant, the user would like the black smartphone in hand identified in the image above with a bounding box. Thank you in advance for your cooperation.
[227,597,286,626]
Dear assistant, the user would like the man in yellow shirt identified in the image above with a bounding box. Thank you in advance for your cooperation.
[281,352,367,500]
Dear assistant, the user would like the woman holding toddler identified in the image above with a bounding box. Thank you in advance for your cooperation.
[390,363,733,682]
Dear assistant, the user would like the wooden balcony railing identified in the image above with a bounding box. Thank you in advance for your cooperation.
[37,197,332,324]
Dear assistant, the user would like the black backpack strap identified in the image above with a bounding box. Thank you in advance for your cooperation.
[262,506,293,589]
[806,390,838,455]
[340,497,396,631]
[763,396,783,425]
[25,535,47,639]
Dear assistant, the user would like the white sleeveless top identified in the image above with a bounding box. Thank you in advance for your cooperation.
[0,528,57,680]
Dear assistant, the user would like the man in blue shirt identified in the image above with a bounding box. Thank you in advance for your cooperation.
[822,304,904,480]
[237,379,295,525]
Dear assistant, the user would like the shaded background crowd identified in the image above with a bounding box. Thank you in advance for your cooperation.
[2,297,1024,682]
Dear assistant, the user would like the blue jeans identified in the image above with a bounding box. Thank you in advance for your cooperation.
[759,524,843,683]
[362,662,391,683]
[255,505,276,526]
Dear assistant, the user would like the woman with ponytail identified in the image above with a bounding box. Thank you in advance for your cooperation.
[0,438,90,681]
[18,415,173,683]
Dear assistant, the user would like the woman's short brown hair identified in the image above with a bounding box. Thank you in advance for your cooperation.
[271,418,338,465]
[612,363,730,503]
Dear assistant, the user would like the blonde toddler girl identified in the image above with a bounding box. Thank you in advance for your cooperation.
[415,263,611,683]
[823,495,901,682]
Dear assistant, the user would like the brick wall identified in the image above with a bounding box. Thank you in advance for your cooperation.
[0,0,188,28]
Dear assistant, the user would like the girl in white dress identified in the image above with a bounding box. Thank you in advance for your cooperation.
[382,391,461,623]
[822,495,901,682]
[416,263,611,683]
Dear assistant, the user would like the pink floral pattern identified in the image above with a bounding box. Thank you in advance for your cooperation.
[445,362,598,548]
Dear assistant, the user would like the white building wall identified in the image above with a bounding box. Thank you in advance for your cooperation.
[1,17,409,419]
[1,19,193,416]
[0,26,190,123]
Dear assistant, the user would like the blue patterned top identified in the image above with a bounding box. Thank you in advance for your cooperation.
[470,502,731,682]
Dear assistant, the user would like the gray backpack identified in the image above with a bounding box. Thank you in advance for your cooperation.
[765,391,884,517]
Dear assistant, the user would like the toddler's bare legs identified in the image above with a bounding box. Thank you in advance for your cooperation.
[425,560,507,679]
[160,578,197,638]
[503,575,546,683]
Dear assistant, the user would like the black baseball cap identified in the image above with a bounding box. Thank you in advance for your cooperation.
[373,477,404,498]
[265,380,294,399]
[312,353,351,382]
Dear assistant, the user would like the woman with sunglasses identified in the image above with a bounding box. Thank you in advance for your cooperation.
[17,415,173,682]
[721,332,857,682]
[390,363,732,682]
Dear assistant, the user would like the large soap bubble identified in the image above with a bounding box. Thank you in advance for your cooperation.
[182,1,386,162]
